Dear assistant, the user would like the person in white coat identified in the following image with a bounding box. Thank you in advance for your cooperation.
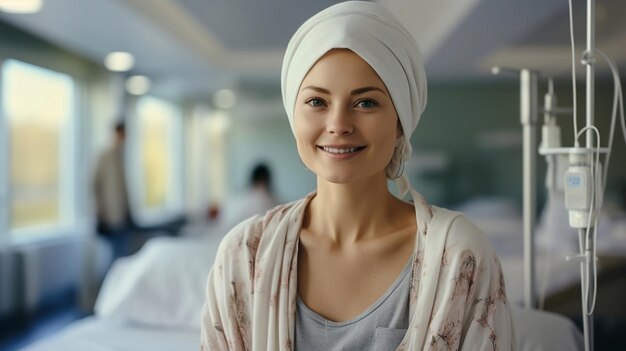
[220,163,278,231]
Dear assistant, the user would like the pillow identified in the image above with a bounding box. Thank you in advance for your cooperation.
[94,235,222,330]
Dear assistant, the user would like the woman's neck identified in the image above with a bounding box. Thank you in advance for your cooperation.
[305,173,413,244]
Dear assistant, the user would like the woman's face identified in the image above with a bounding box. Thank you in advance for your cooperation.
[294,49,401,185]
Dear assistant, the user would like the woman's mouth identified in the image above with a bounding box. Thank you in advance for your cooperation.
[321,146,365,154]
[317,145,367,159]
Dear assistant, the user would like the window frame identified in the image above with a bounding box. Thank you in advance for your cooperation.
[0,57,81,243]
[0,58,8,247]
[130,95,184,225]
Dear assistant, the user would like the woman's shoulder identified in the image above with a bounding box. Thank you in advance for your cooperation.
[430,207,504,292]
[431,206,495,258]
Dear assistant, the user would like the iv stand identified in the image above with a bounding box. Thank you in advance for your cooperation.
[541,1,598,349]
[491,66,539,310]
[520,70,539,310]
[494,1,598,348]
[580,0,596,349]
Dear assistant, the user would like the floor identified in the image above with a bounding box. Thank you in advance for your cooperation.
[0,306,88,351]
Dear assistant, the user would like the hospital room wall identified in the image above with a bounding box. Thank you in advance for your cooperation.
[415,80,626,210]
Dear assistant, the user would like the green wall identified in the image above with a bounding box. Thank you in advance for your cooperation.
[412,79,626,209]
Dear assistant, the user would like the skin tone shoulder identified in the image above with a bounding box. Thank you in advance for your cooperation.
[294,49,417,322]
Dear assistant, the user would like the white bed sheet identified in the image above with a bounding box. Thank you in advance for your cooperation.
[95,235,222,329]
[500,254,585,306]
[20,316,199,351]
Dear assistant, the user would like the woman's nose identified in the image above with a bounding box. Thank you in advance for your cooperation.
[326,107,354,135]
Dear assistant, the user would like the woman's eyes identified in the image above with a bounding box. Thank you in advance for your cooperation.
[305,98,326,107]
[354,99,378,109]
[304,97,379,109]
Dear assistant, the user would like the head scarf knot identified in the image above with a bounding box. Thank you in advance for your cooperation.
[281,0,427,197]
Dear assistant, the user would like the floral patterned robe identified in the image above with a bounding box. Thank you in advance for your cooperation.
[201,191,515,350]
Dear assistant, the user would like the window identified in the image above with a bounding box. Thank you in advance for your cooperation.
[134,96,183,222]
[1,59,76,233]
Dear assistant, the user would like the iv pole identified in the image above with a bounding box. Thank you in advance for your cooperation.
[520,70,539,310]
[580,0,596,349]
[534,0,598,347]
[490,66,539,309]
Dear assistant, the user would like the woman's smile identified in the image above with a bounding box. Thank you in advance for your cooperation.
[317,144,367,160]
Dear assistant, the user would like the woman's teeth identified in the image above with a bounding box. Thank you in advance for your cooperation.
[322,146,361,154]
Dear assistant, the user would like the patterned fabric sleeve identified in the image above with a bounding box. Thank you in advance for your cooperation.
[459,251,515,351]
[425,215,515,351]
[200,261,230,351]
[200,219,261,351]
[454,216,515,351]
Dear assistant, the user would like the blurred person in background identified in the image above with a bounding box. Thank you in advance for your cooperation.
[220,162,278,230]
[92,120,134,260]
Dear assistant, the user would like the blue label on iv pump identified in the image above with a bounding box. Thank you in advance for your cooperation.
[567,175,583,187]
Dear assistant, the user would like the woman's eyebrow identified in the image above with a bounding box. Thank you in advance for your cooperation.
[300,86,386,96]
[300,86,330,94]
[351,86,386,95]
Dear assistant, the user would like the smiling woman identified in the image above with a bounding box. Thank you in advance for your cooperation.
[200,1,515,350]
[294,49,400,185]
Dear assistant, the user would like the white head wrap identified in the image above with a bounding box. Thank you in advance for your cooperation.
[281,0,427,197]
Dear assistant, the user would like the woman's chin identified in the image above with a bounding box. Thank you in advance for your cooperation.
[317,170,385,186]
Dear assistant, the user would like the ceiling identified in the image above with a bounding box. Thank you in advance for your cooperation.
[0,0,624,102]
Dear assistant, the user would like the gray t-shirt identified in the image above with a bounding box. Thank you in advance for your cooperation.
[295,256,413,351]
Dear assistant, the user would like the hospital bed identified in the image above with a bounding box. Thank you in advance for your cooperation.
[21,223,584,351]
[457,196,626,310]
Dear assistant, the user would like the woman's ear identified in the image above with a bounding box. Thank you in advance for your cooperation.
[395,136,403,148]
[396,121,403,139]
